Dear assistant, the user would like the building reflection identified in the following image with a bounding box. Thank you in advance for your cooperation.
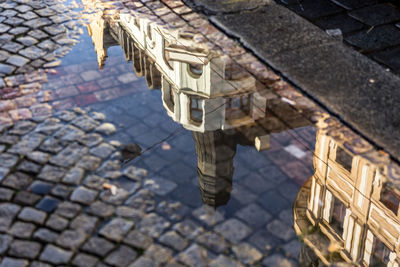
[294,115,400,266]
[84,8,312,208]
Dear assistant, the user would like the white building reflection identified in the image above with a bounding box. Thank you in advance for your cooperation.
[295,115,400,266]
[84,7,312,208]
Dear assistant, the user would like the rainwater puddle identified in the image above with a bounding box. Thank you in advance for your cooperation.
[0,0,400,266]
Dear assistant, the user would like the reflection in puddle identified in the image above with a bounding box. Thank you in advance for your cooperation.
[1,0,400,265]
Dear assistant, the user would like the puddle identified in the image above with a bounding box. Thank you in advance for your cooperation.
[0,0,400,266]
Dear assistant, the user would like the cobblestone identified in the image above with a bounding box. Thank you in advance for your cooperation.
[18,207,47,224]
[70,186,98,205]
[45,214,68,231]
[160,231,188,251]
[177,244,209,267]
[124,229,153,249]
[33,228,58,243]
[70,214,98,234]
[215,218,252,243]
[0,258,28,267]
[72,253,99,267]
[9,240,41,259]
[82,237,115,257]
[39,244,73,265]
[0,234,12,254]
[137,213,170,238]
[143,244,173,264]
[105,245,137,266]
[56,229,87,250]
[9,221,35,238]
[99,218,134,242]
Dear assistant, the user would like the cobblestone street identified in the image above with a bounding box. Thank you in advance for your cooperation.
[1,0,400,266]
[0,0,317,265]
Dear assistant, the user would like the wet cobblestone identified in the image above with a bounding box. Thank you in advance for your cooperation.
[0,0,326,265]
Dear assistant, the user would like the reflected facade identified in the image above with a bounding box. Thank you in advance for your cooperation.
[85,9,312,208]
[295,115,400,266]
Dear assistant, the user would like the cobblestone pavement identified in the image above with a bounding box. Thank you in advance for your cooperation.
[274,0,400,74]
[0,0,84,76]
[0,0,384,266]
[0,49,317,265]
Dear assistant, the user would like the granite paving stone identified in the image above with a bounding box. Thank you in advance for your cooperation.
[105,245,137,267]
[70,186,98,205]
[37,164,66,182]
[90,142,115,159]
[177,244,209,267]
[62,167,85,185]
[143,176,177,196]
[209,255,244,267]
[56,229,87,250]
[232,243,263,265]
[172,219,204,240]
[0,187,14,201]
[87,201,115,218]
[8,240,42,259]
[27,151,50,164]
[0,234,12,254]
[18,207,47,224]
[0,258,29,267]
[9,221,36,238]
[69,214,98,235]
[83,174,106,190]
[100,187,130,205]
[349,3,400,26]
[45,214,68,231]
[159,231,189,251]
[345,25,400,52]
[29,261,52,267]
[192,206,224,226]
[76,155,101,171]
[129,257,158,267]
[6,55,29,67]
[0,203,21,231]
[54,201,81,219]
[33,228,58,243]
[9,27,29,35]
[72,253,99,267]
[214,218,252,243]
[196,231,228,253]
[99,218,134,242]
[262,254,296,267]
[39,244,73,265]
[17,159,42,173]
[0,63,16,74]
[234,203,272,228]
[266,220,296,241]
[123,230,153,249]
[18,11,38,20]
[143,244,173,264]
[137,213,170,238]
[14,191,40,206]
[82,237,115,257]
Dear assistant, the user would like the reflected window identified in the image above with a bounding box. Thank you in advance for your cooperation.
[190,97,203,123]
[380,186,400,214]
[163,40,174,70]
[336,146,352,172]
[370,237,390,266]
[134,17,140,29]
[147,25,152,40]
[163,80,175,112]
[225,95,251,120]
[331,196,346,236]
[188,64,203,78]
